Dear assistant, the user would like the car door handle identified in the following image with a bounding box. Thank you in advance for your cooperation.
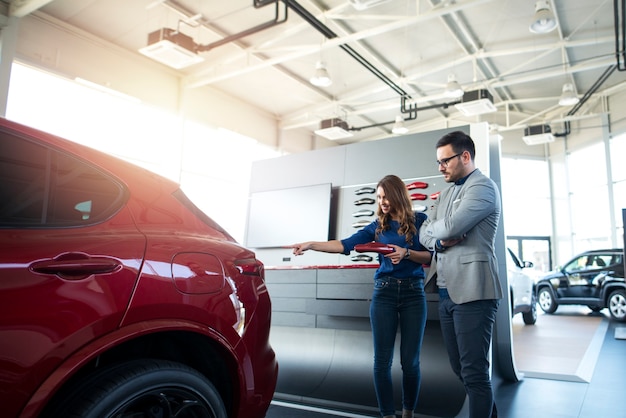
[355,186,376,195]
[352,219,371,228]
[30,252,122,279]
[406,181,428,190]
[354,197,375,206]
[410,193,427,201]
[354,242,395,254]
[351,254,374,263]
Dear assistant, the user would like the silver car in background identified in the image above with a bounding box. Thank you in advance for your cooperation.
[507,248,538,325]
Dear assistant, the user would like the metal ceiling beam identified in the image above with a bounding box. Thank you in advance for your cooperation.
[184,0,494,88]
[280,54,617,132]
[488,56,615,88]
[9,0,54,17]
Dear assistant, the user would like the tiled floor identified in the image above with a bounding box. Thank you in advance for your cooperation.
[511,306,607,382]
[265,308,626,418]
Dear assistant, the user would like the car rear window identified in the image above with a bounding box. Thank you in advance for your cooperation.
[172,189,235,242]
[0,131,126,228]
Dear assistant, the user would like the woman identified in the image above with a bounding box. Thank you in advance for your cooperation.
[290,174,431,418]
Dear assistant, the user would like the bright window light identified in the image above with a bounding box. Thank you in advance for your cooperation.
[6,62,280,243]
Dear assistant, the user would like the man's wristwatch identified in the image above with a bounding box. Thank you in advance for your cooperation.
[404,248,411,259]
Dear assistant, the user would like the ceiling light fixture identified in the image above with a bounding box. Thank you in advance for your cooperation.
[454,89,497,116]
[310,61,332,87]
[391,116,409,134]
[529,0,558,34]
[444,74,464,99]
[523,124,555,145]
[558,83,580,106]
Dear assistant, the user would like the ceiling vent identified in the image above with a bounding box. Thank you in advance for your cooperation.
[349,0,393,10]
[139,28,204,69]
[314,118,354,140]
[523,124,555,145]
[455,89,497,116]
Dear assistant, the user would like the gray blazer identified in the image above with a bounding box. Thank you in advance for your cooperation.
[419,169,503,304]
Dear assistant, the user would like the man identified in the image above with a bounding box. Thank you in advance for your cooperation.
[419,131,502,418]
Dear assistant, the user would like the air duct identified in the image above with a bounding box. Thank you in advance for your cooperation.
[140,1,288,68]
[138,28,204,69]
[314,118,353,140]
[522,124,554,145]
[454,90,497,116]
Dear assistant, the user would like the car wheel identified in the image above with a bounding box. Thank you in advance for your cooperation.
[537,287,558,314]
[57,359,227,418]
[608,289,626,322]
[522,292,537,325]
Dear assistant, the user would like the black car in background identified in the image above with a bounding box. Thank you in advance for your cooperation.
[535,249,625,322]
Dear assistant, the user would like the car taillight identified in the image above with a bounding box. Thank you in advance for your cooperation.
[235,258,264,276]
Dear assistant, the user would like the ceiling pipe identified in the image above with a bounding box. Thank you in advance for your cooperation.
[194,0,419,121]
[348,112,417,132]
[551,64,616,138]
[285,0,415,109]
[614,0,625,70]
[567,64,616,116]
[196,1,288,52]
[348,96,462,131]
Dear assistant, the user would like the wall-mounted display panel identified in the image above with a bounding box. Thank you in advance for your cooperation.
[245,183,332,248]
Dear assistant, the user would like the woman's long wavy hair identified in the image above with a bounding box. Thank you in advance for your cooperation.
[375,174,416,244]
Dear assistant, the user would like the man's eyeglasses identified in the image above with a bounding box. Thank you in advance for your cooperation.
[436,152,463,167]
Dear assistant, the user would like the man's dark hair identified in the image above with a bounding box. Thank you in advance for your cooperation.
[436,131,476,160]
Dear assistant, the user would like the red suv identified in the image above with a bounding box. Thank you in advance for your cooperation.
[0,118,277,418]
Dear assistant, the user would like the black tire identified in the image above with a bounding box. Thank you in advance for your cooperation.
[522,292,538,325]
[608,289,626,322]
[60,359,227,418]
[537,287,558,314]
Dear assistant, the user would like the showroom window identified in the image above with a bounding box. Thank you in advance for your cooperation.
[611,132,626,240]
[6,62,280,242]
[567,141,612,252]
[501,157,553,273]
[500,157,552,237]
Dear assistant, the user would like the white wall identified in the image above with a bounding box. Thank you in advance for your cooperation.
[13,13,320,154]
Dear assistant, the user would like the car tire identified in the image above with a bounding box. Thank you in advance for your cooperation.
[608,289,626,322]
[57,359,227,418]
[522,292,538,325]
[538,287,558,314]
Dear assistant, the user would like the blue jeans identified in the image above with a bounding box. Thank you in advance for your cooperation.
[438,288,499,418]
[370,276,427,416]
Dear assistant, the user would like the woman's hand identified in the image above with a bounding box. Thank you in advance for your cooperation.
[385,244,409,264]
[288,240,344,255]
[289,242,312,255]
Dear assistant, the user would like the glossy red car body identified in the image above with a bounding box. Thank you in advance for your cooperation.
[0,118,277,418]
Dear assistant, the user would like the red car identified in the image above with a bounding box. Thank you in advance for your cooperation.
[0,118,277,418]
